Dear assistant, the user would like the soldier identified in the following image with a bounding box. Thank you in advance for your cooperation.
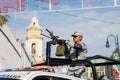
[67,32,87,78]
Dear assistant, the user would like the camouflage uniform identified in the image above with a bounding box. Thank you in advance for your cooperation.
[67,41,87,78]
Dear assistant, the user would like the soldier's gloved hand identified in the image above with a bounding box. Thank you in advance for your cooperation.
[73,43,82,49]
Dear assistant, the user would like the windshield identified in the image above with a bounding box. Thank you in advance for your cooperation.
[0,78,20,80]
[32,76,70,80]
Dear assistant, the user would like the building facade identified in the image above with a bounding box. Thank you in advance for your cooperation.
[26,17,44,65]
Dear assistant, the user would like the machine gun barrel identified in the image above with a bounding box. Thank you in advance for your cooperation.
[46,29,52,35]
[46,29,59,43]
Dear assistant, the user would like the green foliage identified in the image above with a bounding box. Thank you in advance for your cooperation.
[0,14,9,27]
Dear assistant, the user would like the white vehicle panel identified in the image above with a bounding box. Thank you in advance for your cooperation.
[0,71,87,80]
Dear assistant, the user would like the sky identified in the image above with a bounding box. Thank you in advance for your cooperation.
[6,0,120,58]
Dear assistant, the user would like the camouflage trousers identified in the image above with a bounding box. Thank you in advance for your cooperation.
[67,65,87,79]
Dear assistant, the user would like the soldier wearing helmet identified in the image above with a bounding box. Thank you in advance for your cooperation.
[67,32,87,78]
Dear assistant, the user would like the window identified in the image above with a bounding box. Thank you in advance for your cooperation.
[32,43,36,57]
[33,22,35,26]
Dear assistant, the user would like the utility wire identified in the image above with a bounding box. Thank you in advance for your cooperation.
[41,7,120,24]
[25,2,120,24]
[55,11,120,24]
[6,1,119,25]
